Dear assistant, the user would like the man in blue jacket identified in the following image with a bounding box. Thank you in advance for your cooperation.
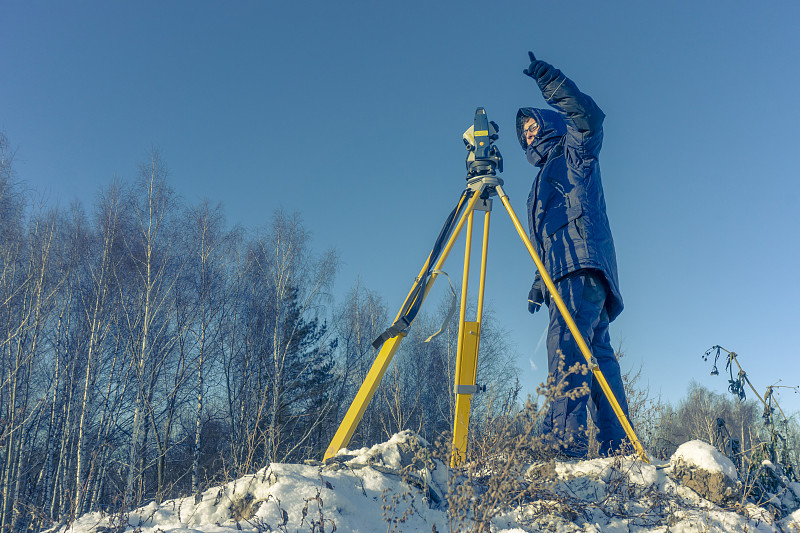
[519,51,630,457]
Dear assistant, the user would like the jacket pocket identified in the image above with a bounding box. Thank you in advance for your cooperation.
[542,204,583,238]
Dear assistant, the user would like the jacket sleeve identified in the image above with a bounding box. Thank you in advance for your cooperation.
[536,68,605,161]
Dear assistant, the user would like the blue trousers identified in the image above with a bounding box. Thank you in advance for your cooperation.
[543,269,630,456]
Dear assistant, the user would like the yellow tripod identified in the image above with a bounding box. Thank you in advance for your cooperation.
[324,111,649,465]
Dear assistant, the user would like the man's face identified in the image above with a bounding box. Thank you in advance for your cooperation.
[523,117,539,146]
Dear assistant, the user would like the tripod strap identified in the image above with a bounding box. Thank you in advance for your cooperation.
[372,190,472,349]
[424,269,456,343]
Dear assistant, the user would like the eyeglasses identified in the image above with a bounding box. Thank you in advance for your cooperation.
[523,123,538,134]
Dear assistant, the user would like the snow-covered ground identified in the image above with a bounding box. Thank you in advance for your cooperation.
[50,432,800,533]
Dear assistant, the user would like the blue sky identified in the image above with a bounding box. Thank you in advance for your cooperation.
[3,1,800,417]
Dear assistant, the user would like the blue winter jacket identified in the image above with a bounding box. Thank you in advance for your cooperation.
[518,68,623,321]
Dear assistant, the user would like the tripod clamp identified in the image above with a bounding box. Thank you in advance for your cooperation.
[467,175,503,195]
[455,384,486,395]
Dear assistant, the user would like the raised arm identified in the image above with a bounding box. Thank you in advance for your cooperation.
[523,51,605,159]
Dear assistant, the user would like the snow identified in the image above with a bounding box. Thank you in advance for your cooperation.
[670,439,739,480]
[46,433,800,533]
[337,431,417,469]
[785,508,800,528]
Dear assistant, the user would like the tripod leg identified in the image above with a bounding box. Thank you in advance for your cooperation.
[451,203,492,466]
[451,210,476,466]
[452,321,480,466]
[495,186,650,463]
[324,188,485,461]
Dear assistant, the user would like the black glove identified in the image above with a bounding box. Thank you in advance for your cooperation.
[523,51,559,85]
[528,283,544,314]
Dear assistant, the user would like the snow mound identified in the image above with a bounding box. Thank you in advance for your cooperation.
[668,439,743,507]
[671,439,739,480]
[47,432,800,533]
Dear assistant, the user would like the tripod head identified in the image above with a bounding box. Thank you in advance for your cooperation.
[463,108,504,190]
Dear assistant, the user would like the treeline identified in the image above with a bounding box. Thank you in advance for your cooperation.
[620,355,800,484]
[648,381,800,472]
[0,136,520,532]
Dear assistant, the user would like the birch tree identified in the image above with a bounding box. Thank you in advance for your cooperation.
[70,185,123,516]
[0,204,62,532]
[183,200,237,495]
[256,211,337,464]
[332,281,388,448]
[225,211,337,470]
[116,151,183,507]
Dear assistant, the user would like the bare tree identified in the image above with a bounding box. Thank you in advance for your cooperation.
[115,151,184,507]
[332,281,388,448]
[224,211,337,471]
[0,200,63,532]
[70,185,124,516]
[182,200,238,495]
